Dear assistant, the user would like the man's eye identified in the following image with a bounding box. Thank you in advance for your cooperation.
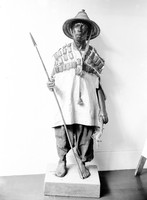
[73,23,88,30]
[83,25,88,30]
[74,23,81,28]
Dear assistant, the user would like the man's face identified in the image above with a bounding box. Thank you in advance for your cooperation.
[71,22,89,42]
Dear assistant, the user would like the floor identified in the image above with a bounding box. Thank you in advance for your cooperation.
[0,169,147,200]
[99,169,147,200]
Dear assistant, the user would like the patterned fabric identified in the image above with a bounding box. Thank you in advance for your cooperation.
[51,43,104,77]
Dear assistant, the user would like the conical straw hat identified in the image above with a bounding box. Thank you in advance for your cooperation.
[63,9,100,40]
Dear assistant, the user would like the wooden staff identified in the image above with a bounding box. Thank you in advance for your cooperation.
[29,33,83,178]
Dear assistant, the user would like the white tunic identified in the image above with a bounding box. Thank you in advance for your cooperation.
[49,43,103,127]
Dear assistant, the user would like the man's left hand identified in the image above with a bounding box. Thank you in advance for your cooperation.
[99,111,108,124]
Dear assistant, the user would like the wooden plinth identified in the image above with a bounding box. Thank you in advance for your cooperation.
[44,164,100,199]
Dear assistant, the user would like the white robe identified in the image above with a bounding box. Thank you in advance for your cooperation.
[49,43,103,127]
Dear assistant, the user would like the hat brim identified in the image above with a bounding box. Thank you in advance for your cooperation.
[63,18,100,40]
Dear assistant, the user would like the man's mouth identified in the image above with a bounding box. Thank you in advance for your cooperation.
[76,34,82,38]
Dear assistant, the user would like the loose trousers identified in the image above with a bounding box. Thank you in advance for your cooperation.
[54,124,95,162]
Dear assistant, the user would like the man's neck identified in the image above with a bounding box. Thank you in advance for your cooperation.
[74,40,86,50]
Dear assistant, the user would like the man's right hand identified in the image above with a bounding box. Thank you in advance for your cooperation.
[47,77,55,91]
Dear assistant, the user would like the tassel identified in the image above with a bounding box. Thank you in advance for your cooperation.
[78,97,84,105]
[78,90,84,105]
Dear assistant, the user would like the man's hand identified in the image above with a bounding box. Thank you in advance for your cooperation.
[47,77,55,91]
[99,110,108,124]
[92,127,102,143]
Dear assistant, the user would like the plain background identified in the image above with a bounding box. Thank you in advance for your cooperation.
[0,0,147,176]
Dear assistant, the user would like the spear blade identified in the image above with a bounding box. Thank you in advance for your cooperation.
[29,32,37,46]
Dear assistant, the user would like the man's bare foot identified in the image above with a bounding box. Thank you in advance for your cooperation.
[55,159,67,177]
[79,161,90,179]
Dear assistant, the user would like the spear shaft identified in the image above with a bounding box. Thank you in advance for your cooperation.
[29,33,83,178]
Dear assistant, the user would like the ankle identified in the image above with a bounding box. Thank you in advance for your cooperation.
[59,156,66,164]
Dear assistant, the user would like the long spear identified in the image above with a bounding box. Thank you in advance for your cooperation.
[29,33,83,179]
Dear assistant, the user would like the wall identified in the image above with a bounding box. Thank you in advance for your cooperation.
[0,0,147,175]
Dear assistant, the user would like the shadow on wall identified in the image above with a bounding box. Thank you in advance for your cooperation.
[92,36,126,149]
[67,34,137,169]
[91,35,136,162]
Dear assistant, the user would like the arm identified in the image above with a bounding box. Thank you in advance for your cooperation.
[47,54,56,91]
[93,83,108,142]
[96,83,108,124]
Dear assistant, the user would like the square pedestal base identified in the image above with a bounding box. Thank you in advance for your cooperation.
[44,164,100,199]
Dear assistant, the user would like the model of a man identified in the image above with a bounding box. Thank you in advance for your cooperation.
[47,10,108,179]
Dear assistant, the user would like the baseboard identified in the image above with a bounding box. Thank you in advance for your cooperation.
[0,149,147,176]
[91,149,147,171]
